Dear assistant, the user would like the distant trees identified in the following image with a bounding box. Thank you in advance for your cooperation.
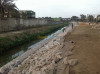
[0,0,19,18]
[97,15,100,22]
[80,14,86,21]
[71,16,79,21]
[87,15,94,22]
[79,14,96,22]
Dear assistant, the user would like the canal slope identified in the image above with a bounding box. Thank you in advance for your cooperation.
[0,22,77,74]
[0,24,67,53]
[0,23,68,67]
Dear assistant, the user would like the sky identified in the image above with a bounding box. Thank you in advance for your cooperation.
[15,0,100,18]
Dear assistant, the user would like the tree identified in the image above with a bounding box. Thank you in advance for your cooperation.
[71,16,79,21]
[97,15,100,22]
[80,14,86,21]
[87,15,94,22]
[0,0,19,18]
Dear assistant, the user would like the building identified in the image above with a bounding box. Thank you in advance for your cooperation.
[19,10,35,19]
[61,18,71,22]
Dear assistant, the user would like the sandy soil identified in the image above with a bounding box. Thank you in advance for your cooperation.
[64,22,100,74]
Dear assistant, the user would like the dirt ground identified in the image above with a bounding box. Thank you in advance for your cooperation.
[64,22,100,74]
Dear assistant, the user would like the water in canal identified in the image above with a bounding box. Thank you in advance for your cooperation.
[0,28,62,67]
[0,33,55,67]
[0,39,41,67]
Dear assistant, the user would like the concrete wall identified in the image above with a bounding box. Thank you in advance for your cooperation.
[0,18,48,32]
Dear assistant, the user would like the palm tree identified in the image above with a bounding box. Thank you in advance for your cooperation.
[0,0,19,18]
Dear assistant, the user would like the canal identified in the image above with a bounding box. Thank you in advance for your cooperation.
[0,32,55,67]
[0,39,41,67]
[0,23,69,67]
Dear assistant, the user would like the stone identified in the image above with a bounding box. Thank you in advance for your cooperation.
[56,54,62,59]
[14,60,21,67]
[69,41,74,43]
[10,62,15,66]
[34,57,38,60]
[56,52,62,55]
[0,67,10,74]
[66,51,73,56]
[35,71,41,74]
[63,57,68,64]
[29,66,33,72]
[68,59,78,66]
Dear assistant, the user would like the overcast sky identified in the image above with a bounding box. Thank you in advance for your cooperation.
[15,0,100,18]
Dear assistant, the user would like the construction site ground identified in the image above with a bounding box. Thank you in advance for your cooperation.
[64,22,100,74]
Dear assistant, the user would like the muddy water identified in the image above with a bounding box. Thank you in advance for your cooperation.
[0,33,55,67]
[0,40,41,67]
[0,27,64,67]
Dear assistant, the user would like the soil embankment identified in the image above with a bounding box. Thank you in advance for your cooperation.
[65,22,100,74]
